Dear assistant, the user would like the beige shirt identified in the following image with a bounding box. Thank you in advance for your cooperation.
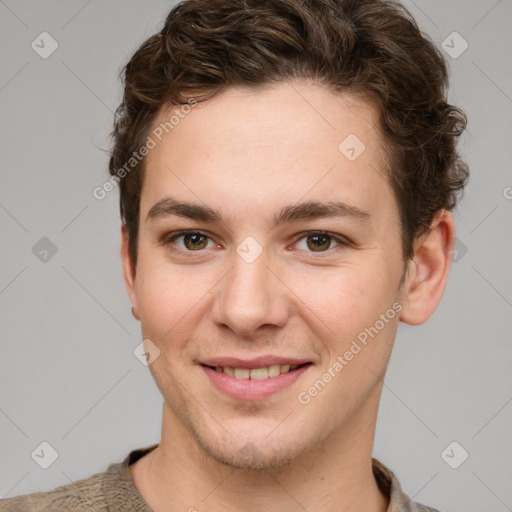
[0,444,441,511]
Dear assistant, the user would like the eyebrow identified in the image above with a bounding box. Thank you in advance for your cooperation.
[146,196,371,228]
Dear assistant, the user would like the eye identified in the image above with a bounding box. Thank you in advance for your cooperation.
[165,231,217,251]
[294,231,349,253]
[162,230,351,256]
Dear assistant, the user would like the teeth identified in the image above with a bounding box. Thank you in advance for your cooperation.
[268,365,281,377]
[223,366,234,377]
[234,368,250,379]
[213,363,303,379]
[250,367,268,380]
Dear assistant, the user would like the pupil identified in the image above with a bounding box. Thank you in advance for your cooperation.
[308,234,330,251]
[185,234,206,250]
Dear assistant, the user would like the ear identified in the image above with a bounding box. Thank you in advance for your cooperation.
[121,226,140,320]
[399,210,455,325]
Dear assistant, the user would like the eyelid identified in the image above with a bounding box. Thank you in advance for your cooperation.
[162,229,218,248]
[294,230,351,243]
[162,229,351,255]
[292,231,352,253]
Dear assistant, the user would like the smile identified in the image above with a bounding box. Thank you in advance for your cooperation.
[200,363,313,400]
[208,363,307,380]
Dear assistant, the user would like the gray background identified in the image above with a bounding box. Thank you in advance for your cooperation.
[1,0,511,510]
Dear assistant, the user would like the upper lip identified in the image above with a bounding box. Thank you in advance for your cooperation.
[199,356,312,369]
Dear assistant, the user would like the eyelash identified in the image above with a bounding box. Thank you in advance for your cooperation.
[161,230,352,258]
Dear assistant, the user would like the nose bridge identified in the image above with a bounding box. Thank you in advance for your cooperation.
[214,246,288,334]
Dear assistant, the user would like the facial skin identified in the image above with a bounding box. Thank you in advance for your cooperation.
[122,82,455,512]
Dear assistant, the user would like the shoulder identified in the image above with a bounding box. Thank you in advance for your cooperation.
[0,444,158,512]
[0,470,107,512]
[372,458,443,512]
[406,505,442,512]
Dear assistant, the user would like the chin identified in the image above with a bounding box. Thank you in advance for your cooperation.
[190,421,313,473]
[201,438,298,472]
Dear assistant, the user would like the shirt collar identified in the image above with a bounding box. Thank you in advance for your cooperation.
[103,445,437,512]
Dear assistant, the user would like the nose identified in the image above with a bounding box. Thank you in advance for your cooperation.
[212,249,289,336]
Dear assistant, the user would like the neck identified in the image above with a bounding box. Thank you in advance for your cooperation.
[131,401,388,512]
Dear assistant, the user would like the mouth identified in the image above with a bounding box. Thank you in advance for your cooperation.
[199,361,313,400]
[200,362,312,380]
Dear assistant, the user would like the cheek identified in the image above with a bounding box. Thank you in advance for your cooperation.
[135,261,205,346]
[294,262,400,351]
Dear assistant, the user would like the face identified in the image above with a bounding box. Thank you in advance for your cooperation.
[123,82,409,470]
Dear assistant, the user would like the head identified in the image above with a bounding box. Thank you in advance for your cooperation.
[111,0,468,470]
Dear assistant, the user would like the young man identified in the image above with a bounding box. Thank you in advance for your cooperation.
[1,0,468,510]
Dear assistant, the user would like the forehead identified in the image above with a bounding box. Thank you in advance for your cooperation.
[141,82,395,227]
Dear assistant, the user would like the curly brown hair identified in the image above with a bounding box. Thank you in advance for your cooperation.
[109,0,469,266]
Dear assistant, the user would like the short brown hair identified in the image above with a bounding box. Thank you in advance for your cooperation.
[109,0,469,266]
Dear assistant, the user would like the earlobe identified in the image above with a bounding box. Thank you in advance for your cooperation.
[121,226,141,321]
[399,210,455,326]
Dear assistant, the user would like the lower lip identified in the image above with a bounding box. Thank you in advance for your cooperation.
[201,364,312,400]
